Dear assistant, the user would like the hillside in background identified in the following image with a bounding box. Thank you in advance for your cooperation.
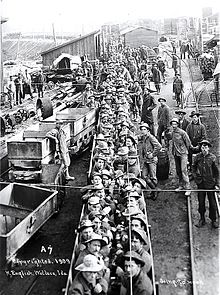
[2,39,56,61]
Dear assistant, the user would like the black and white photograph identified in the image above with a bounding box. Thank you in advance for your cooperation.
[0,0,219,294]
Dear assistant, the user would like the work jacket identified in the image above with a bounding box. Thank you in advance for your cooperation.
[157,105,170,129]
[141,134,161,164]
[186,121,207,147]
[121,270,153,295]
[171,127,192,156]
[192,152,219,188]
[141,94,157,124]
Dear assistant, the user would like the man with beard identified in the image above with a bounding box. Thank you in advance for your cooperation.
[141,86,157,135]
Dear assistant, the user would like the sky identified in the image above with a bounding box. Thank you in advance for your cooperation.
[1,0,219,35]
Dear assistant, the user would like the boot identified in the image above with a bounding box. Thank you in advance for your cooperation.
[145,178,156,189]
[150,190,158,201]
[195,216,206,228]
[212,220,219,229]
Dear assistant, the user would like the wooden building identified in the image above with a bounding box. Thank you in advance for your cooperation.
[41,30,101,67]
[120,26,158,48]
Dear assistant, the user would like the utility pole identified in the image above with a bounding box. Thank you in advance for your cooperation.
[52,23,57,45]
[0,0,8,93]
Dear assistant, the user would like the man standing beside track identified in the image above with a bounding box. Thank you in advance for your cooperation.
[151,63,161,95]
[141,86,157,135]
[186,110,207,171]
[139,122,161,200]
[192,140,219,229]
[170,118,192,196]
[173,74,184,107]
[157,98,171,145]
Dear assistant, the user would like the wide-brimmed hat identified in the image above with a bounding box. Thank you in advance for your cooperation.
[122,207,142,217]
[124,173,136,181]
[189,110,201,117]
[119,130,129,137]
[131,228,148,245]
[88,196,100,205]
[77,219,95,232]
[117,87,125,93]
[96,134,105,141]
[75,254,103,272]
[115,170,124,179]
[101,169,112,178]
[84,233,107,247]
[117,146,129,156]
[102,124,113,129]
[170,117,179,125]
[123,251,145,267]
[126,134,137,146]
[131,214,147,229]
[158,97,166,102]
[199,140,212,147]
[121,121,130,128]
[175,109,186,115]
[92,172,103,179]
[139,122,151,130]
[125,190,141,199]
[95,155,106,162]
[132,177,147,189]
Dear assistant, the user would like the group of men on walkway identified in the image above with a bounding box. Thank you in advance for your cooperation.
[5,69,45,107]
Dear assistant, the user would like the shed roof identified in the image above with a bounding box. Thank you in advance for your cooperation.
[41,30,100,56]
[120,26,158,36]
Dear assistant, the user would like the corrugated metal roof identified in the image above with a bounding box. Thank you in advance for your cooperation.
[41,30,100,56]
[120,26,158,35]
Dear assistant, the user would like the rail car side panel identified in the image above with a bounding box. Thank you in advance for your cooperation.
[0,184,58,266]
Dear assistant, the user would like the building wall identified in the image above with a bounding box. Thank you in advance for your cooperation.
[123,28,158,48]
[42,34,97,67]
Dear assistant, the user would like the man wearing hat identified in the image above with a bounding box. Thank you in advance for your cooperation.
[192,140,219,228]
[129,80,143,120]
[120,251,153,295]
[139,122,162,200]
[74,233,107,268]
[172,53,178,76]
[113,146,129,173]
[173,74,184,107]
[46,120,75,181]
[131,214,148,232]
[131,229,152,274]
[151,63,161,95]
[175,109,190,131]
[170,118,192,195]
[141,85,157,135]
[85,196,102,216]
[69,254,108,295]
[186,110,207,171]
[132,178,147,196]
[157,98,171,145]
[75,220,95,257]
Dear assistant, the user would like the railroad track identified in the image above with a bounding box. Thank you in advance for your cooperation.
[146,189,200,295]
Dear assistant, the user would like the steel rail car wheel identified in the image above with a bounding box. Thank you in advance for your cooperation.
[36,97,53,119]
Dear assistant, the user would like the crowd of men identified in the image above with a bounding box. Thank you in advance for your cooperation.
[4,69,45,107]
[66,46,219,295]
